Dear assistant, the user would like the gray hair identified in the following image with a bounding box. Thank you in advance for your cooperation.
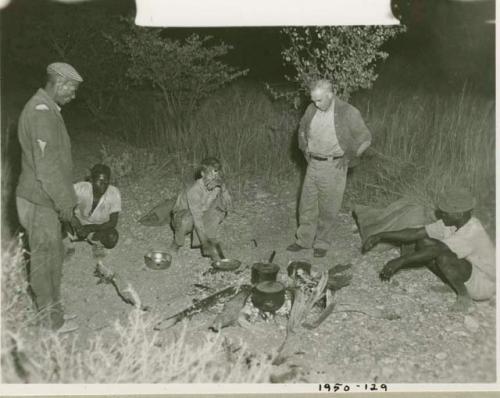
[310,79,333,93]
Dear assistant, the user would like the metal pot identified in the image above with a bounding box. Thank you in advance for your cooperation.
[251,263,280,284]
[251,281,286,312]
[251,250,279,284]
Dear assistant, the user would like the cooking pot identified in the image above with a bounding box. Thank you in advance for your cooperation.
[251,250,279,284]
[251,281,286,312]
[287,260,311,277]
[251,263,280,284]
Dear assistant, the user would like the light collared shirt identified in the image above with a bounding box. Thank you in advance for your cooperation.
[307,100,344,157]
[74,181,121,225]
[425,217,495,300]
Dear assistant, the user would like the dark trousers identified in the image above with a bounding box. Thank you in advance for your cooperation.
[16,197,64,330]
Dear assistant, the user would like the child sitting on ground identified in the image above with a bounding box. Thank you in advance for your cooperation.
[171,157,232,260]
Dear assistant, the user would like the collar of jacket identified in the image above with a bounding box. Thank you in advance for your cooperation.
[36,88,62,113]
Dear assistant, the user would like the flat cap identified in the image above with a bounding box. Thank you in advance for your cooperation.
[47,62,83,82]
[438,186,476,213]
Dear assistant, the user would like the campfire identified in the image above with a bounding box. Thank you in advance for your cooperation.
[154,256,355,333]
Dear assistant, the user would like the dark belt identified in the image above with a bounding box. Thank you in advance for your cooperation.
[310,154,344,161]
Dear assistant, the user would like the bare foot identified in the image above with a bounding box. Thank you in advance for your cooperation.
[450,295,474,313]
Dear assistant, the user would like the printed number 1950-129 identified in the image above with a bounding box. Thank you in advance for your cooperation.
[318,383,388,392]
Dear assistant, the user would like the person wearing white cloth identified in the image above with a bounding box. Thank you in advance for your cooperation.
[362,186,495,313]
[69,164,121,255]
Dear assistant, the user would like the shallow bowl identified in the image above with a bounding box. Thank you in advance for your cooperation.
[144,250,172,270]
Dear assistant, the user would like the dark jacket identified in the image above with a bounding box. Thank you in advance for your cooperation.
[16,88,77,211]
[298,97,371,167]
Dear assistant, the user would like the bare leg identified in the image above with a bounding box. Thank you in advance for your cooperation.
[434,253,473,312]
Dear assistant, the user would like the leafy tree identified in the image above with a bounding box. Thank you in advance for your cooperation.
[109,21,248,111]
[279,26,405,101]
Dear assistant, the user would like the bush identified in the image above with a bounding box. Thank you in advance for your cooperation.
[110,21,248,111]
[279,26,405,101]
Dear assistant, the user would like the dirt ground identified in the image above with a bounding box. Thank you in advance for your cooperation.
[61,131,496,383]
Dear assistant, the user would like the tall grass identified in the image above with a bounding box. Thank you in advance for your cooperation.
[116,83,301,184]
[103,82,494,230]
[349,86,495,233]
[1,237,274,383]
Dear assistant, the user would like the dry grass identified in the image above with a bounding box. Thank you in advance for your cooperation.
[348,86,495,234]
[1,237,273,383]
[116,83,301,185]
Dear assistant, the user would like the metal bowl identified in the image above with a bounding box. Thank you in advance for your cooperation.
[144,250,172,270]
[211,258,241,271]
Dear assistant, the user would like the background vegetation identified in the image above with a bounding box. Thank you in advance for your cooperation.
[1,0,495,382]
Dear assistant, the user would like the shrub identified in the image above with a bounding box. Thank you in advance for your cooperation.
[278,26,405,102]
[109,21,248,111]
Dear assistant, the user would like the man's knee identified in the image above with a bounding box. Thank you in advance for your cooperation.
[172,210,193,232]
[435,252,472,282]
[97,228,119,249]
[415,237,443,251]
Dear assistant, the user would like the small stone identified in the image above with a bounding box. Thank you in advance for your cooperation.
[435,352,447,360]
[464,315,480,333]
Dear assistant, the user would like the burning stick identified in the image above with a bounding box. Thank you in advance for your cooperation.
[154,285,245,330]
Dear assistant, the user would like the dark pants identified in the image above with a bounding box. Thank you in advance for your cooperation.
[16,197,64,330]
[63,222,119,250]
[90,228,119,249]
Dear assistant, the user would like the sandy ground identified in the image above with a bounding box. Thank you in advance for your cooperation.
[59,132,496,383]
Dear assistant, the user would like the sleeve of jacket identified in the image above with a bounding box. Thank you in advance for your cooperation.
[349,107,372,157]
[297,106,310,153]
[29,109,77,212]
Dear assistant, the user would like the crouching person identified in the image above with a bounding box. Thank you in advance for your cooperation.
[362,187,495,312]
[69,164,121,257]
[171,157,231,260]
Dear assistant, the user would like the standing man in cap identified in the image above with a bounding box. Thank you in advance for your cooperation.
[16,62,83,333]
[362,186,496,312]
[287,79,371,258]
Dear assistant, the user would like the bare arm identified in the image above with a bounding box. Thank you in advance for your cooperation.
[362,227,428,253]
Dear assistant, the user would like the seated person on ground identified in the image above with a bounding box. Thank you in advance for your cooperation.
[362,186,495,312]
[171,157,232,260]
[70,164,121,251]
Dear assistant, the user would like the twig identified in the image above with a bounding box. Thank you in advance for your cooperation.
[94,261,149,311]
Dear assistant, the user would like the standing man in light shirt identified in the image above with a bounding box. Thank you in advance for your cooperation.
[287,79,371,257]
